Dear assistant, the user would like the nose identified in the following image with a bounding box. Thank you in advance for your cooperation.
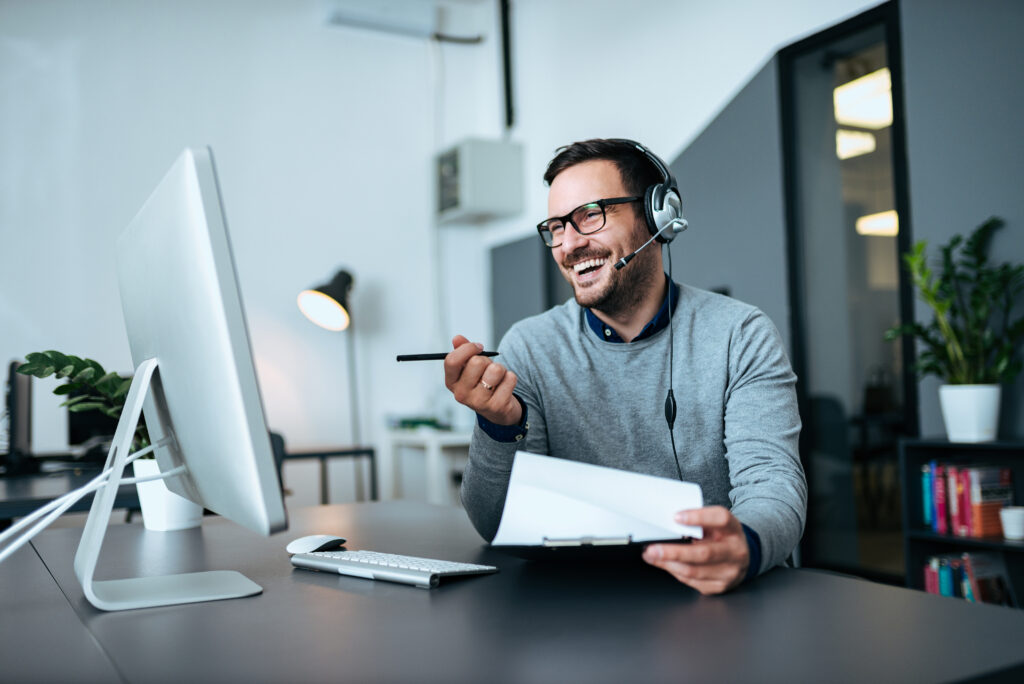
[559,221,589,256]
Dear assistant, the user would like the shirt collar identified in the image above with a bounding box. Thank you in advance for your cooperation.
[584,277,679,343]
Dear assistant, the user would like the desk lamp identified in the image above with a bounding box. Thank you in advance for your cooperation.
[298,270,362,445]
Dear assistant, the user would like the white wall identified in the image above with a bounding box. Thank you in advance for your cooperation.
[1,0,878,501]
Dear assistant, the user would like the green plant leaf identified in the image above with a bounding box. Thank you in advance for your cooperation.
[68,402,106,413]
[60,395,92,408]
[114,378,132,398]
[71,366,97,384]
[55,364,77,379]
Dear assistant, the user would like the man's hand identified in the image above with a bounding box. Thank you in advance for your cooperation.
[444,335,521,426]
[642,506,750,595]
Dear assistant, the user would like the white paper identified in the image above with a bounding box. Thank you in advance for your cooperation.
[491,452,704,546]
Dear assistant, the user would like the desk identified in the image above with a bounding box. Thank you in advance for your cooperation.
[16,502,1024,683]
[0,544,120,682]
[379,428,471,504]
[0,467,140,530]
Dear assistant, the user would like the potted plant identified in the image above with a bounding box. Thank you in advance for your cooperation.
[16,351,201,530]
[886,217,1024,442]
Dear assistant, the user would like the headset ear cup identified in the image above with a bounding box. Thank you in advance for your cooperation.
[649,183,682,243]
[644,184,662,238]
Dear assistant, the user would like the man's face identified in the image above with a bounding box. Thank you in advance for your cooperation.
[546,159,654,311]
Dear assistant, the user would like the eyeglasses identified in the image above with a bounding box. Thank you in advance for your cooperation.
[536,196,641,247]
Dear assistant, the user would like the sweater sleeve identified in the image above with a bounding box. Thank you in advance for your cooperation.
[723,310,807,573]
[459,326,549,541]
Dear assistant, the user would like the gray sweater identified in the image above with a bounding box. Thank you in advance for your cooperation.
[460,283,806,574]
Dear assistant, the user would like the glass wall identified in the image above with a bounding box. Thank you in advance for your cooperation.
[781,6,916,582]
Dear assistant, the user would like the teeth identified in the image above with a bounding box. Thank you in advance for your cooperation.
[573,258,607,273]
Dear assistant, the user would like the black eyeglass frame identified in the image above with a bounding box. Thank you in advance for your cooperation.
[536,196,642,247]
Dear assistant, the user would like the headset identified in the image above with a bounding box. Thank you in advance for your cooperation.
[605,139,688,479]
[608,138,687,243]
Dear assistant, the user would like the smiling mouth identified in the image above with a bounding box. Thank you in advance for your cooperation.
[571,257,608,277]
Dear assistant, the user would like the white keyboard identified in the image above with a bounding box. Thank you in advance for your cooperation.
[290,549,498,589]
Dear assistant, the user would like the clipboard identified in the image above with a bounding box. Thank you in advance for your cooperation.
[492,534,693,562]
[488,452,703,559]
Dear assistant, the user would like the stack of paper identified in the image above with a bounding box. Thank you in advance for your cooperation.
[491,452,704,547]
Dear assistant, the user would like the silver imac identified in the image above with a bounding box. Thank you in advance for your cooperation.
[75,147,287,611]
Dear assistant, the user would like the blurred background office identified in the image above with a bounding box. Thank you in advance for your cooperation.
[2,1,1022,583]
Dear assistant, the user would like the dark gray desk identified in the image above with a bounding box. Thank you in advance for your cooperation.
[0,545,120,682]
[17,502,1024,683]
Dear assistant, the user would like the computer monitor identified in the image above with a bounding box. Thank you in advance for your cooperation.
[3,361,33,474]
[74,147,287,611]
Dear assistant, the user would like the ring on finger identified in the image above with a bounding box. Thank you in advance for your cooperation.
[479,380,494,390]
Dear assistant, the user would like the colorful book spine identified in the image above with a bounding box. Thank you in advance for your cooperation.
[938,557,954,596]
[934,464,947,535]
[958,468,972,537]
[947,466,960,536]
[924,557,939,594]
[921,464,933,527]
[968,466,1014,537]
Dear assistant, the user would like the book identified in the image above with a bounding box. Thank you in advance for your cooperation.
[961,552,1018,608]
[921,464,933,527]
[958,468,973,537]
[936,555,966,597]
[947,465,961,536]
[923,556,939,594]
[967,466,1014,537]
[933,464,948,535]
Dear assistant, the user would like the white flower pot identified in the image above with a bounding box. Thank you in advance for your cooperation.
[938,384,1001,443]
[133,459,203,531]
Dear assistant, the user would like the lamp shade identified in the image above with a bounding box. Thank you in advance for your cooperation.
[298,270,353,331]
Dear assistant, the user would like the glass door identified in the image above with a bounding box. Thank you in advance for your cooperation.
[780,4,917,582]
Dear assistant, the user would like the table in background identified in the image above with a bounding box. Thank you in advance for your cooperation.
[19,501,1024,683]
[378,428,471,504]
[281,446,376,503]
[0,466,140,530]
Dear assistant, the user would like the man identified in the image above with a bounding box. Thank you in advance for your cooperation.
[444,138,806,595]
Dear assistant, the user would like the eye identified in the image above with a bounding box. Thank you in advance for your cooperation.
[575,204,602,224]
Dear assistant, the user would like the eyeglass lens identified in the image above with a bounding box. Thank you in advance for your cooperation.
[540,203,605,246]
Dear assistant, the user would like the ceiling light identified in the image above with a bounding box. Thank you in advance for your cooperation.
[856,210,899,236]
[834,68,892,129]
[836,129,877,160]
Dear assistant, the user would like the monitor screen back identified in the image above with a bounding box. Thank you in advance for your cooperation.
[115,147,286,536]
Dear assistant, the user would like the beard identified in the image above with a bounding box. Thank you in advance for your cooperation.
[561,225,662,316]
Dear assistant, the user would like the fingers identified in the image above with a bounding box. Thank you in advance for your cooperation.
[444,338,484,389]
[675,505,737,531]
[442,336,520,424]
[643,543,748,595]
[646,539,739,566]
[642,508,750,595]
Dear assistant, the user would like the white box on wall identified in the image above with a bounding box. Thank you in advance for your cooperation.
[437,138,523,224]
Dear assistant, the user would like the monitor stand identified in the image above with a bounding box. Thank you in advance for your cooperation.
[73,357,262,611]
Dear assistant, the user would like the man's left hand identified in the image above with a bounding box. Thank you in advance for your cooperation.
[642,506,750,595]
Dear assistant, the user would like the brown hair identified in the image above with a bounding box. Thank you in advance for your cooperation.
[543,138,662,198]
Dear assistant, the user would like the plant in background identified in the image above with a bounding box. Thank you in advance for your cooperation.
[885,217,1024,384]
[16,350,149,451]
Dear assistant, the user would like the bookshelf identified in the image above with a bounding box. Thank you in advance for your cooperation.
[900,439,1024,606]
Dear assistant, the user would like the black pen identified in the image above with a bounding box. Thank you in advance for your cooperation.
[396,351,498,362]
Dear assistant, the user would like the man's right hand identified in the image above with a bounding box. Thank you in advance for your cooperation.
[444,335,522,426]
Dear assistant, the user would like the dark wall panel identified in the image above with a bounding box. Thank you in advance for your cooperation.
[668,58,791,350]
[900,0,1024,438]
